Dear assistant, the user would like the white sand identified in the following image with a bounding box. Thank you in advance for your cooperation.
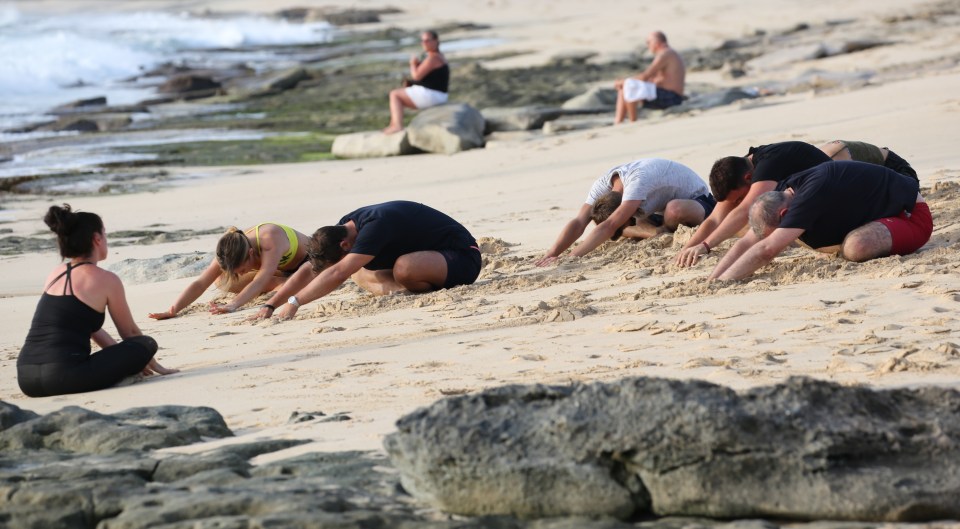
[2,0,959,460]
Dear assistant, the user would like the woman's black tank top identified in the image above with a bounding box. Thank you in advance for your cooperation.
[18,263,105,365]
[415,63,449,93]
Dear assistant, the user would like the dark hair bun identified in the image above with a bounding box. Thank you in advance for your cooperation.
[43,204,75,235]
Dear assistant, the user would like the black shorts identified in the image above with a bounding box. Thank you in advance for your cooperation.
[883,149,918,182]
[644,87,684,110]
[646,194,717,227]
[438,246,482,289]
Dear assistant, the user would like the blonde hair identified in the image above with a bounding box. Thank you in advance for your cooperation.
[215,226,251,291]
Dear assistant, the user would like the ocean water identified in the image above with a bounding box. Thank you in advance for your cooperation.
[0,4,335,129]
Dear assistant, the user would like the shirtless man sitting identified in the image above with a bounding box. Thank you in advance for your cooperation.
[614,31,686,124]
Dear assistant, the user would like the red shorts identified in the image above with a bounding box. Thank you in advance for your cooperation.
[875,202,932,255]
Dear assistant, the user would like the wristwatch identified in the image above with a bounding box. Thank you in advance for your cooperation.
[287,295,300,308]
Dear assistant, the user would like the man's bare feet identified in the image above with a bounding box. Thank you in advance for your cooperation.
[382,125,404,134]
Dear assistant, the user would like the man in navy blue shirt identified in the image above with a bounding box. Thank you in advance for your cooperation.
[273,201,480,320]
[710,161,931,281]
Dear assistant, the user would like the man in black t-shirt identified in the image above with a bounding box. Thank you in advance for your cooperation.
[710,161,931,281]
[273,201,480,320]
[676,141,831,267]
[677,140,920,269]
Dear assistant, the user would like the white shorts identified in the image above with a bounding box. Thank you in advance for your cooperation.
[622,79,657,103]
[405,85,449,109]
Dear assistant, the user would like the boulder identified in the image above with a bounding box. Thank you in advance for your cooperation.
[385,377,960,521]
[664,88,759,114]
[0,401,39,430]
[406,103,485,154]
[561,86,617,111]
[481,106,564,133]
[0,405,232,454]
[331,130,420,158]
[44,113,133,133]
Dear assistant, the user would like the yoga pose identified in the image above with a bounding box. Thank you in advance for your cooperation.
[18,204,176,397]
[383,30,449,134]
[711,161,931,281]
[271,201,480,320]
[537,158,714,266]
[675,140,919,267]
[149,223,312,319]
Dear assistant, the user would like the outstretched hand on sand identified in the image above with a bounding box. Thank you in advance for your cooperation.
[148,308,177,320]
[142,358,179,376]
[245,305,275,322]
[534,254,559,267]
[675,244,708,268]
[274,303,298,321]
[208,301,237,315]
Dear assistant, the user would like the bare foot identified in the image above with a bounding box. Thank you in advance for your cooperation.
[382,125,404,134]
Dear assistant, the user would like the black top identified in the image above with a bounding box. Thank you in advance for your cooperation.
[339,201,477,270]
[414,63,449,93]
[748,141,831,183]
[19,262,105,366]
[777,161,919,249]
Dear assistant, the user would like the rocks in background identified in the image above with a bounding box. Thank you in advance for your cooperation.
[481,106,564,133]
[332,130,421,158]
[407,103,485,154]
[108,251,215,284]
[385,376,960,521]
[158,74,223,94]
[561,86,618,111]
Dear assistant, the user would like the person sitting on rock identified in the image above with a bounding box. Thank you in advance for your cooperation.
[710,161,930,281]
[675,140,920,268]
[270,201,481,320]
[614,31,685,124]
[18,204,177,397]
[149,223,313,319]
[536,158,715,266]
[383,30,449,134]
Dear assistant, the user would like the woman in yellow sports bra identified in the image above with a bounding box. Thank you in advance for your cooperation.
[149,223,313,319]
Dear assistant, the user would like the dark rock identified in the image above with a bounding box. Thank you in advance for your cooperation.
[0,405,232,454]
[159,75,222,94]
[385,377,960,521]
[51,96,107,111]
[233,67,309,98]
[0,401,39,430]
[55,118,100,132]
[407,103,485,154]
[664,88,758,114]
[42,114,133,133]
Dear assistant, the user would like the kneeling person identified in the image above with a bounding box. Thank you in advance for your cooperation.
[537,158,714,265]
[710,161,931,281]
[275,201,481,319]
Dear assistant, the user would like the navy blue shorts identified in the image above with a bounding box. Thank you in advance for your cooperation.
[644,87,684,110]
[646,194,716,227]
[438,246,482,289]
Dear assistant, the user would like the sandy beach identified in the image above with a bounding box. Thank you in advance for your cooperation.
[2,0,960,470]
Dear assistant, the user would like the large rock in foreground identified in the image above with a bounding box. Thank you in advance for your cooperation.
[332,130,420,158]
[385,377,960,521]
[407,103,485,154]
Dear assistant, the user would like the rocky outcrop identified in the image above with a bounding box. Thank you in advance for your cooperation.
[385,377,960,521]
[407,103,485,154]
[231,67,310,98]
[332,130,421,158]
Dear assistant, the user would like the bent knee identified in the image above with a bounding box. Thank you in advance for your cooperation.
[841,224,892,262]
[127,335,158,355]
[663,200,704,228]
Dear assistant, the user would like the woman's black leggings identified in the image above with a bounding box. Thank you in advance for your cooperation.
[17,336,158,398]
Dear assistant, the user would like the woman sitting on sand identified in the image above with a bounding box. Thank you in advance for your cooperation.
[383,30,449,134]
[149,223,312,319]
[18,204,177,398]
